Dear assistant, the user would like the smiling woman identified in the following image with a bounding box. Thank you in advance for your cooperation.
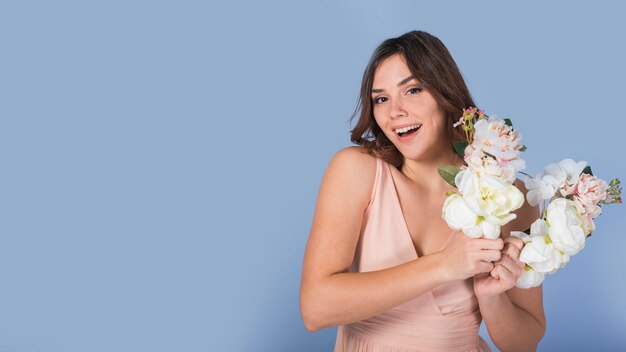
[350,31,473,171]
[369,53,459,170]
[300,30,545,352]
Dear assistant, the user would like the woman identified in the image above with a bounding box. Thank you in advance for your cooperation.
[300,30,546,351]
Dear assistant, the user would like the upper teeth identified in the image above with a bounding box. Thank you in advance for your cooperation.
[395,124,421,134]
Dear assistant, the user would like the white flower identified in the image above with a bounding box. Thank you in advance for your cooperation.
[442,193,501,239]
[519,236,566,274]
[473,118,524,167]
[523,159,589,205]
[523,172,558,207]
[455,169,524,225]
[518,219,565,274]
[442,193,480,237]
[558,159,588,191]
[467,217,501,239]
[452,168,524,239]
[546,198,586,255]
[464,145,523,184]
[542,163,568,189]
[519,236,558,273]
[516,268,545,289]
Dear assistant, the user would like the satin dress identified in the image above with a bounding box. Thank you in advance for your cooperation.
[333,157,492,352]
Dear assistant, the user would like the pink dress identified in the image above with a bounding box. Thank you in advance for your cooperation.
[333,157,492,352]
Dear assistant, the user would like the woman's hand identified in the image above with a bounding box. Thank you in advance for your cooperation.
[473,236,526,300]
[439,231,504,282]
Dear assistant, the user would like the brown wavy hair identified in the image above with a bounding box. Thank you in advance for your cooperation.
[349,30,477,169]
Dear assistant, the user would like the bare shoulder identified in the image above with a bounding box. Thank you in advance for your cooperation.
[301,146,377,280]
[320,146,376,209]
[323,146,378,209]
[329,145,377,172]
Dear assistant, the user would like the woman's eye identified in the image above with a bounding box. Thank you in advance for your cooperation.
[374,96,388,104]
[407,87,423,95]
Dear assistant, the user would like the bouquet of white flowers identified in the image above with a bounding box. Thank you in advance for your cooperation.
[438,107,622,288]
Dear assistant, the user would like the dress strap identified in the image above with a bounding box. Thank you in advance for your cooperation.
[440,229,459,251]
[366,157,383,208]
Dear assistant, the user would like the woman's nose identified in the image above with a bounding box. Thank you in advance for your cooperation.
[390,98,408,119]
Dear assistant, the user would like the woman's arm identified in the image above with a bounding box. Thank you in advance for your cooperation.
[300,147,447,331]
[300,147,502,332]
[479,285,545,352]
[477,179,546,352]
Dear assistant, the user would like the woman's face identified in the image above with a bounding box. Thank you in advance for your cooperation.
[371,53,451,162]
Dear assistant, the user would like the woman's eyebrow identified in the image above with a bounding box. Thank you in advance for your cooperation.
[371,75,416,93]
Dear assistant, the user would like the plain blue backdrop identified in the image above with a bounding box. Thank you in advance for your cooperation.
[1,1,624,351]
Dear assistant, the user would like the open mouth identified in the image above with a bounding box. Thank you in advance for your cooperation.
[398,128,418,137]
[395,124,421,137]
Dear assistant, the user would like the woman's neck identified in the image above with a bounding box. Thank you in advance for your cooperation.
[400,151,464,192]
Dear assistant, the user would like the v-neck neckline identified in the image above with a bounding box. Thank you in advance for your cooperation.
[385,161,456,259]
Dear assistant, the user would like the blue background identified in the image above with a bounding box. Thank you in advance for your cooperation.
[1,1,625,351]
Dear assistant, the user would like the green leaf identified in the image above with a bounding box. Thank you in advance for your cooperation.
[453,141,468,158]
[438,165,461,188]
[582,166,593,176]
[519,145,527,152]
[504,118,513,127]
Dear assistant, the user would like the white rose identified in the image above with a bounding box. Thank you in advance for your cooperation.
[468,154,520,184]
[516,268,545,289]
[468,218,501,239]
[519,237,564,274]
[516,219,564,274]
[441,193,502,238]
[442,193,480,237]
[546,198,586,255]
[529,217,549,237]
[473,118,524,166]
[454,169,524,239]
[464,144,524,185]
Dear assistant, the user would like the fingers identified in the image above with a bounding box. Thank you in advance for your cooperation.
[470,237,525,284]
[478,249,502,262]
[490,254,524,280]
[479,261,495,273]
[495,264,516,283]
[487,261,516,285]
[476,237,504,250]
[496,255,524,276]
[504,236,524,251]
[465,237,524,279]
[500,246,525,270]
[490,265,500,279]
[501,243,521,261]
[471,238,504,274]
